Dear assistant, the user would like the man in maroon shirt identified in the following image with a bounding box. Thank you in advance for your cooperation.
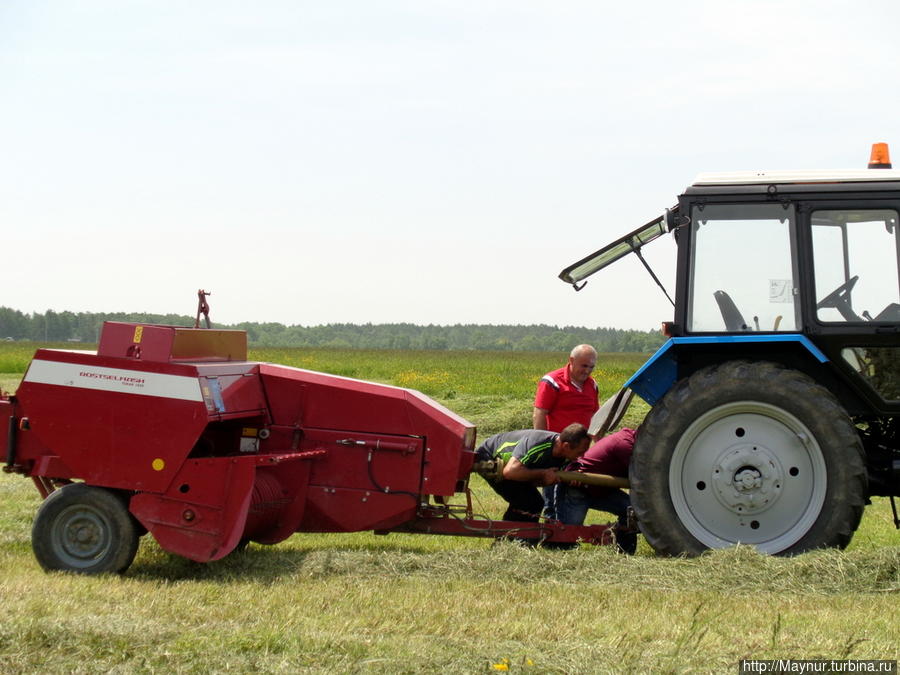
[544,427,638,554]
[533,344,600,432]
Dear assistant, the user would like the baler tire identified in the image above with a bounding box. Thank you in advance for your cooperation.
[32,483,140,574]
[629,360,867,556]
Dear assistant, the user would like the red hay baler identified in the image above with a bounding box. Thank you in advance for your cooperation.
[1,321,619,574]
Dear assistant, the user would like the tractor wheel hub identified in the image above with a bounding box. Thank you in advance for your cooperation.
[712,444,783,515]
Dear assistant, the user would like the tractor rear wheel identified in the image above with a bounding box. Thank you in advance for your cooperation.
[630,361,867,556]
[32,483,140,574]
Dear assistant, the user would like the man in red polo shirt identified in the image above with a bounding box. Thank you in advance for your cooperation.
[533,344,600,432]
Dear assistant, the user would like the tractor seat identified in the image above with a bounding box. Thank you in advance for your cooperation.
[714,290,752,331]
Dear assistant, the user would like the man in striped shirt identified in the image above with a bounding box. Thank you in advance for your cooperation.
[474,423,591,523]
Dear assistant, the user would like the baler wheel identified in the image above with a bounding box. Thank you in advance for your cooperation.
[32,484,140,574]
[630,361,867,556]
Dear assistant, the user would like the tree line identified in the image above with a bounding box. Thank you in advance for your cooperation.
[0,306,664,353]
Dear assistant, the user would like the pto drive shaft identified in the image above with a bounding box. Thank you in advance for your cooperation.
[472,458,628,488]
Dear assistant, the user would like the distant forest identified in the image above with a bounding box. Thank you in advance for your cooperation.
[0,307,665,353]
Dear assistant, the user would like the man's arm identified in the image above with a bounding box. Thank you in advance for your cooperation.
[502,456,558,486]
[533,377,557,430]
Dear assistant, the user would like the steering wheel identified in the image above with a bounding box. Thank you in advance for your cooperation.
[816,275,862,321]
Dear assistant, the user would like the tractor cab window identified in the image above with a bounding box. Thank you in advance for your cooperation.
[811,209,900,323]
[688,203,798,332]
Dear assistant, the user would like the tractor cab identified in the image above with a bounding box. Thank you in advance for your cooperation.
[679,168,900,414]
[563,145,900,416]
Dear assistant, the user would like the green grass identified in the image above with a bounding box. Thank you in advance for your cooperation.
[0,474,898,673]
[0,343,898,672]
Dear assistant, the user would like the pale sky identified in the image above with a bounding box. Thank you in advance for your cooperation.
[3,1,900,329]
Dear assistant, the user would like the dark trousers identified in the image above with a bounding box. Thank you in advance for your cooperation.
[544,483,637,554]
[487,479,544,522]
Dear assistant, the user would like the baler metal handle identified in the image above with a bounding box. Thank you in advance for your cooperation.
[6,415,17,468]
[338,438,416,454]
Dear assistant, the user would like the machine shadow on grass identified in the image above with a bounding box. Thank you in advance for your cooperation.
[129,546,317,582]
[127,537,483,583]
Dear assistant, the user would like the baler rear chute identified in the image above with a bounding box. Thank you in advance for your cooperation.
[1,320,623,574]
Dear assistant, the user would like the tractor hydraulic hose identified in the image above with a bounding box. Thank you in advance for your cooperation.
[365,449,420,502]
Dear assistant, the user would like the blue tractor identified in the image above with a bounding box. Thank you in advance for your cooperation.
[561,144,900,555]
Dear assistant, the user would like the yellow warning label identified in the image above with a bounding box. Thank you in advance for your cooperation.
[133,326,144,343]
[242,428,258,437]
[151,458,165,471]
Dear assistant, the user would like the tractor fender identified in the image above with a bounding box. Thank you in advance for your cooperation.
[624,335,828,405]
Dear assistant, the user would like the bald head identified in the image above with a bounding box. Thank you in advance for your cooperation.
[567,344,597,387]
[570,344,597,360]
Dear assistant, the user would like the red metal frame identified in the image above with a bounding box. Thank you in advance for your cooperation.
[384,503,618,546]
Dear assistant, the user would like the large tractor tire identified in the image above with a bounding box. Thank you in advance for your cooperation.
[32,483,140,574]
[630,361,867,556]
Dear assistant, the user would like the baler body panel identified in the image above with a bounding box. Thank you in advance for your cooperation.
[259,363,475,496]
[4,322,480,565]
[16,349,212,492]
[300,485,419,532]
[130,455,257,562]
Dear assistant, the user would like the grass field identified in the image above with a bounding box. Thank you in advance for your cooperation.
[0,343,898,673]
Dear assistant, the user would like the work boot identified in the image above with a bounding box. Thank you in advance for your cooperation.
[615,530,637,555]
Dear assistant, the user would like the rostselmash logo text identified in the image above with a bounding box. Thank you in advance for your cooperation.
[78,371,146,387]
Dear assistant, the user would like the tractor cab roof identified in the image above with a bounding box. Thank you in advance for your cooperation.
[686,168,900,196]
[692,169,900,186]
[690,143,900,188]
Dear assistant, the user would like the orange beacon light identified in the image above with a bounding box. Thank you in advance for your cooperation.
[868,142,892,169]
